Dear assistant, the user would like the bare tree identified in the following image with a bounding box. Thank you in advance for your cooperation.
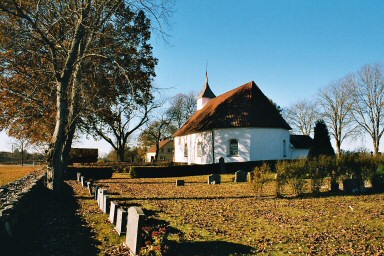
[88,101,160,162]
[139,112,176,162]
[352,63,384,156]
[318,74,357,156]
[167,92,197,128]
[283,100,319,136]
[11,137,30,166]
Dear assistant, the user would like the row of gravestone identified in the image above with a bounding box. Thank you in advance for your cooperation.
[76,172,144,256]
[175,171,252,187]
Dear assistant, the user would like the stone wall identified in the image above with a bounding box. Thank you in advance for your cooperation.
[0,167,47,242]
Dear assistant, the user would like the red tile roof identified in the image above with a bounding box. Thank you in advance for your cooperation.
[174,81,291,136]
[147,140,173,153]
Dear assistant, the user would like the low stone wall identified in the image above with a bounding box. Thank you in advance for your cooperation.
[0,167,47,242]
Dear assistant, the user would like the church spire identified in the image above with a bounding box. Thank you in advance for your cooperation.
[197,71,215,111]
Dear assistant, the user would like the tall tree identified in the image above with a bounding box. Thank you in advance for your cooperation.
[318,74,357,156]
[352,63,384,156]
[283,99,319,136]
[83,8,159,162]
[167,92,197,129]
[139,113,176,161]
[0,1,171,192]
[308,119,335,157]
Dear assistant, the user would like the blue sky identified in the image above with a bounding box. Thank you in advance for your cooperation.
[1,0,384,155]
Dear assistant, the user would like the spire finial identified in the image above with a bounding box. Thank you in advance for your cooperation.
[205,61,208,84]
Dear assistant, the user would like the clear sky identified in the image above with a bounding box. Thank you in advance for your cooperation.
[1,0,384,155]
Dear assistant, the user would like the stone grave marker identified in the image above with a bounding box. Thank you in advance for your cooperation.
[94,186,99,200]
[109,201,119,224]
[125,206,145,256]
[219,157,226,173]
[80,176,87,187]
[176,180,184,186]
[103,195,110,214]
[76,172,81,181]
[87,182,93,195]
[208,174,221,184]
[98,189,107,210]
[247,172,254,182]
[235,170,247,182]
[115,208,127,236]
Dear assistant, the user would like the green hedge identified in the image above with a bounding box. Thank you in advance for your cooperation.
[130,161,275,178]
[66,167,113,180]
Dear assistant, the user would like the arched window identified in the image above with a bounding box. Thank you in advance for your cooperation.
[197,142,203,157]
[184,143,188,157]
[283,139,287,157]
[229,139,239,156]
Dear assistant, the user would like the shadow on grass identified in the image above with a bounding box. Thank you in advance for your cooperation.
[111,195,256,201]
[6,183,100,256]
[167,240,255,256]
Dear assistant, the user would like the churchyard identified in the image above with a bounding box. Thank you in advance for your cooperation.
[70,173,384,255]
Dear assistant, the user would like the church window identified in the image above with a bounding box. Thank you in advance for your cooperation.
[283,139,287,157]
[184,143,188,157]
[229,139,239,156]
[197,142,203,157]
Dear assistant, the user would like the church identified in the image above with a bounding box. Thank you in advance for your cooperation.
[173,77,311,164]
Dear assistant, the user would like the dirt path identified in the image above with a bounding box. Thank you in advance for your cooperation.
[4,183,99,256]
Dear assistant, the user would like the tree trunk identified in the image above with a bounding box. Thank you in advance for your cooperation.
[374,140,379,157]
[336,139,341,157]
[155,141,160,162]
[46,80,69,193]
[118,148,125,162]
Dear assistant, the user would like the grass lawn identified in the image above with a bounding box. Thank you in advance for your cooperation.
[70,173,384,255]
[0,165,44,186]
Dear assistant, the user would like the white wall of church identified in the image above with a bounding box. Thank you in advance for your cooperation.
[290,148,310,159]
[174,127,291,164]
[196,97,211,111]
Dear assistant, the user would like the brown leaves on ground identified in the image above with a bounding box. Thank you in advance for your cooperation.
[76,174,384,255]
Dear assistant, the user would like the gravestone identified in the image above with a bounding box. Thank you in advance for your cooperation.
[94,186,99,200]
[125,206,145,256]
[98,189,107,210]
[219,157,226,173]
[176,180,184,186]
[247,172,254,182]
[109,201,119,224]
[103,195,110,214]
[87,182,93,195]
[115,208,128,236]
[80,176,86,187]
[76,172,81,181]
[208,174,221,184]
[235,170,247,182]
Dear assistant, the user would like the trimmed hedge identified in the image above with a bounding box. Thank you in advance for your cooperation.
[65,167,113,180]
[130,161,276,178]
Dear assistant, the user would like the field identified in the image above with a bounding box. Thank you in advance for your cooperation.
[0,165,43,186]
[70,173,384,255]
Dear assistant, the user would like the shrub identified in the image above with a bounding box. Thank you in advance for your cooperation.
[275,161,289,198]
[252,163,273,198]
[287,159,307,197]
[371,164,384,191]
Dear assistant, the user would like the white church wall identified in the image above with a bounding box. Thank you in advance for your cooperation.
[290,148,310,159]
[249,128,290,161]
[196,97,211,111]
[174,127,291,164]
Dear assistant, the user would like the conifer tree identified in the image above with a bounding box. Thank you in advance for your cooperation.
[309,119,335,157]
